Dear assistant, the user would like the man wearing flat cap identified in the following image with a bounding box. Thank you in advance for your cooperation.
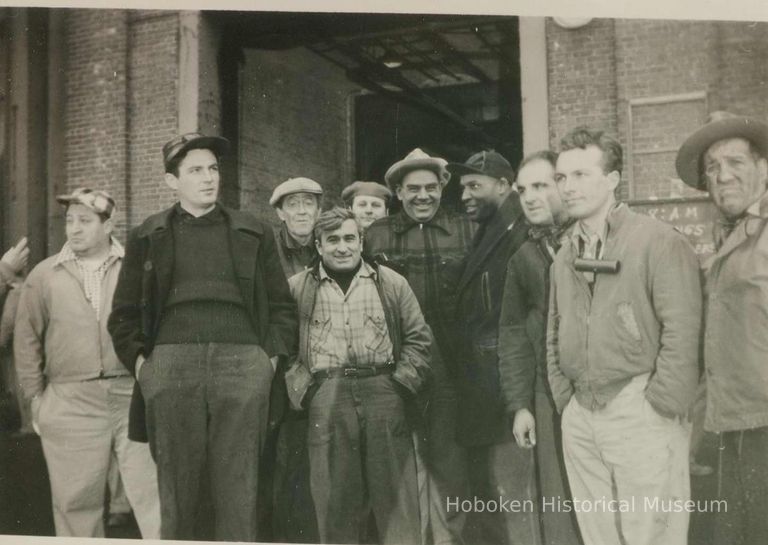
[365,148,474,545]
[342,181,392,230]
[15,188,160,538]
[676,112,768,543]
[108,133,297,540]
[270,177,324,278]
[447,150,539,545]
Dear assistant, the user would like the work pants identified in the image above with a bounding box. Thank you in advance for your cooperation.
[713,425,768,545]
[308,374,420,545]
[139,342,273,541]
[561,375,691,545]
[38,377,160,538]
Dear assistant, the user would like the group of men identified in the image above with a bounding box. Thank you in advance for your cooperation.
[6,110,767,545]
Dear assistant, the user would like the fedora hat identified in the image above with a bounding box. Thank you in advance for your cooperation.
[384,148,449,190]
[676,111,768,190]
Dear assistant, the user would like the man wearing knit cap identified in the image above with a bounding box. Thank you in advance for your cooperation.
[366,148,475,545]
[676,112,768,544]
[15,188,160,538]
[447,149,539,545]
[109,133,297,541]
[270,177,324,278]
[342,181,392,230]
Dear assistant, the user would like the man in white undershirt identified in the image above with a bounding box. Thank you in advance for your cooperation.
[14,188,160,538]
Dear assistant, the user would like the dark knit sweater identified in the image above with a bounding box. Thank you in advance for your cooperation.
[155,204,259,344]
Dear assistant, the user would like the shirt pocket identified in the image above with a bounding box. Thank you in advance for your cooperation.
[309,315,332,355]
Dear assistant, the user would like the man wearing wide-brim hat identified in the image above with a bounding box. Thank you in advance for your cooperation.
[676,111,768,544]
[365,148,475,545]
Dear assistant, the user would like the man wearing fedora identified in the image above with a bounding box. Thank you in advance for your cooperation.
[676,112,768,543]
[447,150,538,545]
[365,148,475,545]
[108,133,297,541]
[342,181,392,230]
[548,127,701,545]
[15,188,160,538]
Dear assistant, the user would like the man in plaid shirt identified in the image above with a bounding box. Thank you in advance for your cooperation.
[365,148,475,545]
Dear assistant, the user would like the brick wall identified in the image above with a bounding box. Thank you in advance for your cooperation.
[239,46,360,224]
[546,18,768,201]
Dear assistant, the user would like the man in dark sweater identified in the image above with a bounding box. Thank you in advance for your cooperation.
[108,133,298,541]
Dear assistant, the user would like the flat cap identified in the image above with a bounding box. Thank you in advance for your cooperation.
[384,148,449,189]
[676,111,768,190]
[270,177,324,207]
[56,187,116,218]
[341,181,393,203]
[162,132,230,172]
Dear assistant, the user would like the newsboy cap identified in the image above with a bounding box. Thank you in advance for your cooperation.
[676,111,768,190]
[56,188,116,218]
[446,150,515,182]
[162,132,230,172]
[384,148,449,190]
[341,181,393,204]
[269,177,324,207]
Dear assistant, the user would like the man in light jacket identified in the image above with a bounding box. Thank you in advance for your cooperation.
[14,188,160,538]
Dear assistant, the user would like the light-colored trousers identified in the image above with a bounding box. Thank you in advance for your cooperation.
[561,374,691,545]
[37,377,160,538]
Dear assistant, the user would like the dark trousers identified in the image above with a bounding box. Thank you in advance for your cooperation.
[139,343,273,541]
[714,426,768,545]
[308,374,420,545]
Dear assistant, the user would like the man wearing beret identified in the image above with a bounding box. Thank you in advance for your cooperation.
[15,188,160,538]
[676,112,768,544]
[270,177,323,278]
[365,148,474,545]
[108,133,297,540]
[549,127,701,545]
[342,181,392,230]
[447,150,539,545]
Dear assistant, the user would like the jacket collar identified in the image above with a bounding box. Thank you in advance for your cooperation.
[710,190,768,263]
[392,207,454,235]
[136,202,264,238]
[54,237,125,268]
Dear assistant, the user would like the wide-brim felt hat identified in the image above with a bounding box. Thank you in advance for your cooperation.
[384,148,449,189]
[676,112,768,190]
[163,133,230,171]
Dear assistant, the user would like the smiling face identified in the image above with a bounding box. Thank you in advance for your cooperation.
[703,137,768,219]
[316,218,363,272]
[554,145,619,222]
[277,192,321,243]
[351,195,387,228]
[396,169,442,222]
[460,173,509,223]
[165,148,220,215]
[516,159,567,226]
[65,204,113,258]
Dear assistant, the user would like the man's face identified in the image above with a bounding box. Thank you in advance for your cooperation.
[351,195,387,229]
[396,170,442,222]
[165,148,220,213]
[316,218,363,272]
[277,192,320,241]
[516,159,567,226]
[66,204,113,257]
[703,138,768,218]
[460,173,507,223]
[555,145,618,221]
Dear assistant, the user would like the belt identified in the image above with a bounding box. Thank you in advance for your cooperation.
[312,362,395,379]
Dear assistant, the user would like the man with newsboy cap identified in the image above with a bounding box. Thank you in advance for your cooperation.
[15,188,161,538]
[342,180,392,230]
[270,177,324,277]
[365,148,474,545]
[676,112,768,544]
[108,133,297,540]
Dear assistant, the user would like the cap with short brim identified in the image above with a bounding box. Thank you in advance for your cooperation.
[270,177,324,207]
[162,133,230,172]
[446,150,515,182]
[56,188,116,218]
[675,112,768,190]
[341,181,393,203]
